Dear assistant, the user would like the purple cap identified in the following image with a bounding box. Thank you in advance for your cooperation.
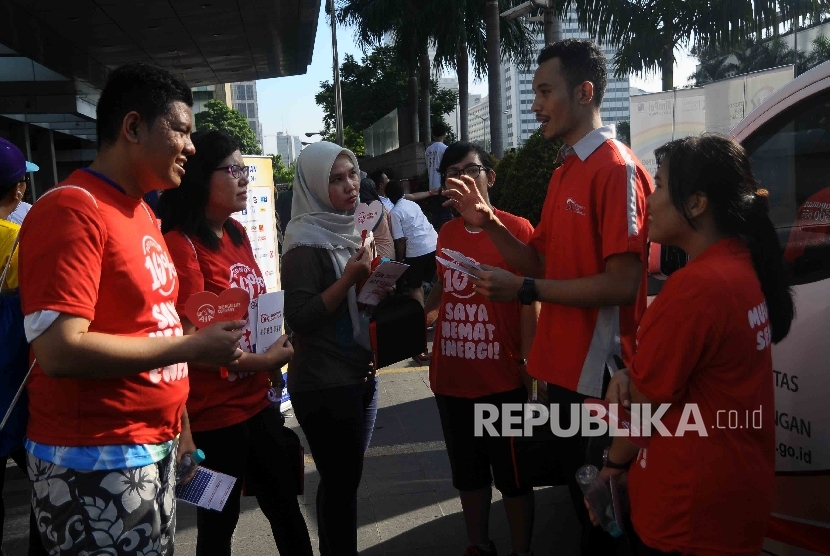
[0,137,39,186]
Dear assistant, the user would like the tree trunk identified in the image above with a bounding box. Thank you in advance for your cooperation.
[485,0,503,158]
[457,40,469,141]
[419,52,431,143]
[408,64,419,145]
[543,10,562,45]
[661,27,674,91]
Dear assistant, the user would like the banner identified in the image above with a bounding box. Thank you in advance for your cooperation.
[234,156,280,292]
[233,156,290,410]
[629,91,675,177]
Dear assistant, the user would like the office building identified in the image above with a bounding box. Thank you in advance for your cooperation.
[268,132,303,165]
[501,8,630,149]
[229,81,264,148]
[468,96,491,151]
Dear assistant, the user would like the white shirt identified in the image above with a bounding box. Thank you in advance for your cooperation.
[389,199,438,258]
[379,196,394,212]
[425,141,448,191]
[7,201,31,225]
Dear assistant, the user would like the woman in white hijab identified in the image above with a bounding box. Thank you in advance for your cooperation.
[281,141,377,555]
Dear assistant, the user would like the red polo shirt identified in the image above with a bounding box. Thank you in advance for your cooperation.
[527,126,651,397]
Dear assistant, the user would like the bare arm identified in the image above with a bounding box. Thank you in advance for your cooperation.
[394,238,407,262]
[32,314,244,379]
[534,252,642,307]
[181,318,293,373]
[607,378,651,464]
[424,275,443,326]
[442,176,544,278]
[472,252,642,306]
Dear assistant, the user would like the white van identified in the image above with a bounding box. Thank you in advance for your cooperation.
[650,61,830,555]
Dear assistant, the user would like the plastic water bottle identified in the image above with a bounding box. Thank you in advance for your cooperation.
[576,465,623,537]
[176,449,205,483]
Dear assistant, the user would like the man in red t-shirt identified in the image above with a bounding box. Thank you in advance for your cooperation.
[18,63,244,555]
[444,39,651,554]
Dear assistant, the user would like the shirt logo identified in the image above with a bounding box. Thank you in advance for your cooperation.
[565,198,586,216]
[143,236,177,297]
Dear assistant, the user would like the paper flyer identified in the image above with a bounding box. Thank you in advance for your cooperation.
[357,261,409,305]
[256,291,285,353]
[175,467,237,511]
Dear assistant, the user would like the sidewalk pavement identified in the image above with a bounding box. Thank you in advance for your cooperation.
[2,362,582,556]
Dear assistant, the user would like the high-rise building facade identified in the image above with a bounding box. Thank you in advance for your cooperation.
[271,132,302,166]
[229,81,264,148]
[468,96,491,151]
[501,9,630,149]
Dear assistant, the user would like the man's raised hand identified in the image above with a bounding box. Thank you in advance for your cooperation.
[442,175,495,229]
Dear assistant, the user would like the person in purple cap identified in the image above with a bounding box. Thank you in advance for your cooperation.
[0,137,39,225]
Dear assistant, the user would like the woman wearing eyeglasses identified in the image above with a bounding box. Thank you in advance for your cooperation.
[158,130,313,556]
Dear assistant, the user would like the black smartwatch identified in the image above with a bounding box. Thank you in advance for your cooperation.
[603,447,632,470]
[517,277,537,305]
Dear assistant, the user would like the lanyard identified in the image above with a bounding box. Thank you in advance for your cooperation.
[81,167,128,195]
[80,168,156,225]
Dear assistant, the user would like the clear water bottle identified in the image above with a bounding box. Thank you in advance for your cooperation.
[576,464,623,537]
[176,448,205,483]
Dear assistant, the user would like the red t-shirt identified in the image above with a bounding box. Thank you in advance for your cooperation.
[165,219,270,432]
[527,130,651,397]
[628,237,775,556]
[429,211,534,398]
[19,169,189,446]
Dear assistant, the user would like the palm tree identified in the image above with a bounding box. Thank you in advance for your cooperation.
[338,0,434,144]
[558,0,826,91]
[806,35,830,71]
[431,0,535,151]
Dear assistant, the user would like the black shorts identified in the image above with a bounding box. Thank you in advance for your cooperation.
[401,251,437,289]
[434,387,532,498]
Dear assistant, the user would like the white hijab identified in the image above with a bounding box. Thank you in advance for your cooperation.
[282,142,367,348]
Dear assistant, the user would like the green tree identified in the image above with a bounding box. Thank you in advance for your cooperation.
[315,45,458,152]
[616,120,631,146]
[270,154,294,186]
[430,0,535,148]
[195,100,263,155]
[490,129,563,225]
[558,0,826,91]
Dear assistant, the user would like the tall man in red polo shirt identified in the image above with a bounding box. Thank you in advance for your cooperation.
[444,39,652,553]
[18,63,245,555]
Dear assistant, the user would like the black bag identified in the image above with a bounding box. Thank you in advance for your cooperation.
[369,295,427,369]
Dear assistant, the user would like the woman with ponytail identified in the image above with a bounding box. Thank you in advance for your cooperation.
[588,134,794,556]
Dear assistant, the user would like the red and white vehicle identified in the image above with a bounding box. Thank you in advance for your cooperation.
[650,61,830,555]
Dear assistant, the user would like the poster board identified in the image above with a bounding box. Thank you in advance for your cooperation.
[232,155,290,412]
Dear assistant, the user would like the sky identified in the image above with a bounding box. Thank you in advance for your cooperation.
[257,7,700,154]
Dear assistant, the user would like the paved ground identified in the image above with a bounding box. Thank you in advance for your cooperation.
[2,359,582,556]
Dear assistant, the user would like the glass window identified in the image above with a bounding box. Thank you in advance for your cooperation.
[742,89,830,286]
[235,103,248,118]
[236,85,247,101]
[246,84,254,100]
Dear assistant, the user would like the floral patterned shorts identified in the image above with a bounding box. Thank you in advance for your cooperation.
[26,450,177,556]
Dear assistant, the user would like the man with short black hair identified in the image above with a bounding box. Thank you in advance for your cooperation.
[18,63,246,555]
[443,39,652,554]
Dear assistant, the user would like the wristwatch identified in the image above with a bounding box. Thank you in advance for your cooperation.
[603,447,631,470]
[517,277,537,305]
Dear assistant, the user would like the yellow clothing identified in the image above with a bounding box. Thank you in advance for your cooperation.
[1,219,20,289]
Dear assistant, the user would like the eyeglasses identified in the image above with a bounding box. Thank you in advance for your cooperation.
[215,164,250,179]
[442,164,487,182]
